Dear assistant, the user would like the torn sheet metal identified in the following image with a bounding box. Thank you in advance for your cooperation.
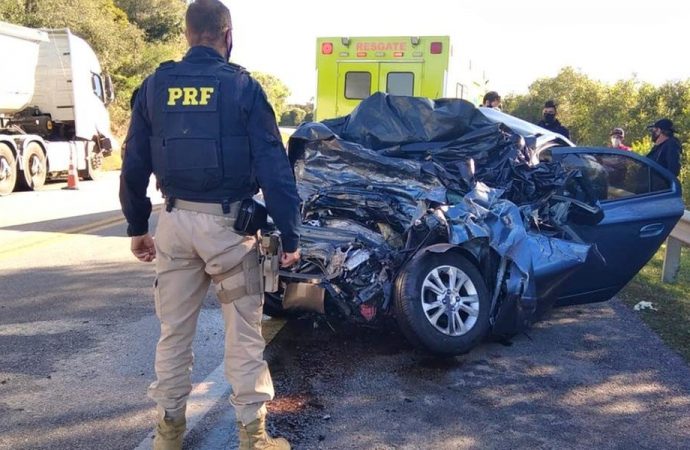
[285,93,595,335]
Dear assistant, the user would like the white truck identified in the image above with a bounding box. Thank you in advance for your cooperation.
[0,21,115,196]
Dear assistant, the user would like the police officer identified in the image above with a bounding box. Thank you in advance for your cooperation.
[119,1,300,449]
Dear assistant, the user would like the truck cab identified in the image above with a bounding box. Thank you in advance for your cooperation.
[0,21,114,196]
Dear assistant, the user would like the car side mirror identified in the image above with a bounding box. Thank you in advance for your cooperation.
[552,194,604,226]
[568,200,604,226]
[104,74,115,106]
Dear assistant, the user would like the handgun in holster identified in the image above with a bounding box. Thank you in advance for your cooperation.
[260,233,282,293]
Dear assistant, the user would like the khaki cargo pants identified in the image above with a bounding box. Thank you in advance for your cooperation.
[148,205,273,425]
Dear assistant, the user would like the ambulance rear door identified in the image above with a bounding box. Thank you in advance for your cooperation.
[379,62,423,97]
[336,62,378,117]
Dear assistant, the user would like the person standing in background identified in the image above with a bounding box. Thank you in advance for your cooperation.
[481,91,502,109]
[647,118,682,177]
[538,100,570,139]
[609,127,631,150]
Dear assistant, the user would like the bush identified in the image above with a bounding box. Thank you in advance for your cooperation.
[280,107,306,126]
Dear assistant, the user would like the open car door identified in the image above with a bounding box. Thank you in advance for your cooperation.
[548,147,684,305]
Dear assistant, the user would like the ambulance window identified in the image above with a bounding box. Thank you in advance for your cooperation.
[387,72,414,96]
[345,72,371,99]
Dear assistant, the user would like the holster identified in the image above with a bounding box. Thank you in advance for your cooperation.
[260,233,282,293]
[234,198,268,235]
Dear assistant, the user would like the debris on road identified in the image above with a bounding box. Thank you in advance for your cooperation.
[634,301,658,311]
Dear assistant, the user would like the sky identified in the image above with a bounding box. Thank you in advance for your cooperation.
[225,0,689,103]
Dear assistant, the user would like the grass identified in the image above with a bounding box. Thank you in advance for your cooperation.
[619,244,690,363]
[102,149,122,171]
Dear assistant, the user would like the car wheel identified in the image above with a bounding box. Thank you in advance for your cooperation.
[394,251,491,356]
[0,143,17,196]
[18,142,47,191]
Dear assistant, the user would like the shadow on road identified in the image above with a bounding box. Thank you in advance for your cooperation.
[263,303,690,449]
[1,208,124,233]
[0,260,221,450]
[1,209,161,239]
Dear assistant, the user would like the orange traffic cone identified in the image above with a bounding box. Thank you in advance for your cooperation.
[63,143,79,190]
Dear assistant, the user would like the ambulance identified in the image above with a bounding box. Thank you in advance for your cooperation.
[314,36,486,121]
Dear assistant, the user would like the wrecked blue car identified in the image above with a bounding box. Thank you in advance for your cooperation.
[264,93,683,356]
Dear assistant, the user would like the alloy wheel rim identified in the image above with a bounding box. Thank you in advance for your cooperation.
[420,265,479,336]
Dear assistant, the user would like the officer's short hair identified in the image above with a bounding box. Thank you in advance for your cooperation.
[186,0,232,42]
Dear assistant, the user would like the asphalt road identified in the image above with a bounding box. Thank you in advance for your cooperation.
[1,173,690,449]
[257,304,690,450]
[0,174,230,450]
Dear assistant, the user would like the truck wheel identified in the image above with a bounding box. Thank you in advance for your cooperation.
[0,143,17,196]
[79,144,103,181]
[394,251,491,356]
[18,142,47,191]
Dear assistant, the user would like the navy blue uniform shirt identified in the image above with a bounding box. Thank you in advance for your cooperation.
[537,118,570,140]
[119,46,301,252]
[647,136,682,178]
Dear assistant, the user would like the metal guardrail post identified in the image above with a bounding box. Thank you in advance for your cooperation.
[662,236,683,283]
[662,210,690,283]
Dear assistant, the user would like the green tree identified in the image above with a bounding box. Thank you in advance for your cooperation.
[504,67,606,143]
[252,72,290,121]
[280,107,306,126]
[303,100,314,122]
[115,0,185,42]
[0,0,26,22]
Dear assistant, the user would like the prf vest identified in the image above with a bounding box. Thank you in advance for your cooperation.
[148,60,256,203]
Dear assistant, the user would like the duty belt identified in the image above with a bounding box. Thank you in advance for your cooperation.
[168,198,241,218]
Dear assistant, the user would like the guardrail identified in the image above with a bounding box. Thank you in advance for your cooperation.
[662,210,690,283]
[279,126,296,137]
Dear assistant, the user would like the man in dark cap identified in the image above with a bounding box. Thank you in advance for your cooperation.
[646,118,682,177]
[609,127,631,150]
[538,100,570,139]
[481,91,501,109]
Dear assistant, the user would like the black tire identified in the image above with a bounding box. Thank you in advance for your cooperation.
[79,143,103,181]
[17,142,47,191]
[394,251,491,356]
[263,291,294,318]
[0,143,17,196]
